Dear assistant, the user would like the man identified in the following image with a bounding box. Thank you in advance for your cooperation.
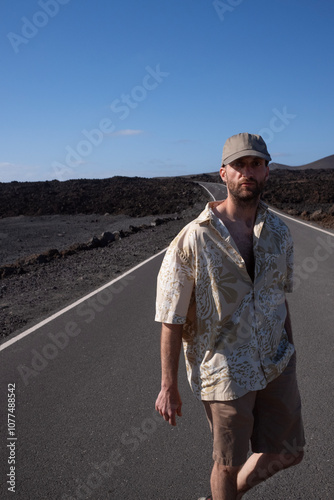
[155,133,305,500]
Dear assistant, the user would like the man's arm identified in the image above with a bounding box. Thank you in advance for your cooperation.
[155,322,183,426]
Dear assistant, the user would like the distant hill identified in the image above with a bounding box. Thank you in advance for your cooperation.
[188,154,334,177]
[270,154,334,170]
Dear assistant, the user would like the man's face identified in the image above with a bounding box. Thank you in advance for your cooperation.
[220,156,269,202]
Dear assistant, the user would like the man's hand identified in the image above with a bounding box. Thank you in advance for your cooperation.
[156,322,183,426]
[155,387,182,426]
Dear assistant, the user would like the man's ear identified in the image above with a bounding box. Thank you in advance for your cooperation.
[264,164,269,182]
[219,165,226,184]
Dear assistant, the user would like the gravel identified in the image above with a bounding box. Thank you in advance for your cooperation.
[0,204,206,341]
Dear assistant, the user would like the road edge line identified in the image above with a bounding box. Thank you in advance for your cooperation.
[199,183,216,201]
[269,208,334,236]
[200,182,334,237]
[0,247,168,352]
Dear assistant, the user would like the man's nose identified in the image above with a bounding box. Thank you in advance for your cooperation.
[242,165,254,177]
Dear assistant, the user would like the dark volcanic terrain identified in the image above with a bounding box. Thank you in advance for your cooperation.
[190,169,334,228]
[1,170,334,340]
[0,176,202,218]
[0,176,208,339]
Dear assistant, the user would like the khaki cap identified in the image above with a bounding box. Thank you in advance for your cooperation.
[222,133,271,166]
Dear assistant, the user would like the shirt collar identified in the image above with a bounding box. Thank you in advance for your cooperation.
[196,200,269,228]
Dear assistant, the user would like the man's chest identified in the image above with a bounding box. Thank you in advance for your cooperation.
[226,227,255,280]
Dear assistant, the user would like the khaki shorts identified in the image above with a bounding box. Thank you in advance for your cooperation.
[203,354,305,467]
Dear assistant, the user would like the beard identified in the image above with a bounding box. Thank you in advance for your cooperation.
[225,176,267,205]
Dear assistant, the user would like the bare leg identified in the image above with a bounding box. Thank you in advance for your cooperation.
[210,451,303,499]
[237,451,304,496]
[210,462,241,500]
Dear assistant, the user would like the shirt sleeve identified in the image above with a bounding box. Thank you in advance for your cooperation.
[155,236,195,324]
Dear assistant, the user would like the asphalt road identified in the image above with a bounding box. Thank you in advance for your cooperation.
[1,183,334,499]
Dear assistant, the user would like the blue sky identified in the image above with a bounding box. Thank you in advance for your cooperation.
[1,0,334,182]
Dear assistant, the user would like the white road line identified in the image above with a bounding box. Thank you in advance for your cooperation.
[0,248,168,352]
[199,183,334,237]
[268,208,334,236]
[2,186,333,352]
[199,183,216,201]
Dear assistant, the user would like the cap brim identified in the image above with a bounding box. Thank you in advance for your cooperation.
[222,150,271,166]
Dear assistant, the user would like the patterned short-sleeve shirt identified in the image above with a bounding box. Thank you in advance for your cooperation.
[155,201,295,401]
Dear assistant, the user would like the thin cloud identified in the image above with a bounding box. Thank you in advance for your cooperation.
[0,162,45,182]
[0,162,15,169]
[66,160,89,166]
[173,139,195,144]
[110,129,144,137]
